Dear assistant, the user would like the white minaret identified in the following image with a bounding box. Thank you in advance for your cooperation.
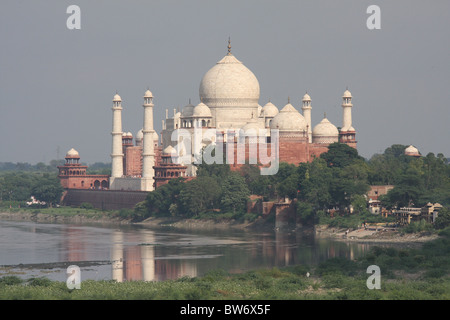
[341,88,353,131]
[110,93,124,187]
[141,89,155,191]
[302,92,312,143]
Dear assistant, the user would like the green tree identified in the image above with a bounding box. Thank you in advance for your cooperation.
[179,176,221,216]
[220,172,250,213]
[272,162,299,199]
[31,175,64,207]
[434,207,450,230]
[144,177,186,217]
[320,143,364,168]
[297,158,332,209]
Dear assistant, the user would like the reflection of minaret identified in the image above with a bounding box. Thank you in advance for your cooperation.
[140,230,156,281]
[111,231,124,282]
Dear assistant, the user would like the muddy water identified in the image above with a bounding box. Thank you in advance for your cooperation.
[0,220,373,282]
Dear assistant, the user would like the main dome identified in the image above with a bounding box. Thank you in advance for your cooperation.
[199,53,260,107]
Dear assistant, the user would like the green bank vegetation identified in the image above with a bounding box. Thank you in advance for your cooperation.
[1,226,449,300]
[133,143,449,231]
[1,143,449,232]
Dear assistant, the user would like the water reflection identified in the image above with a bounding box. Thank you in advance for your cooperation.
[0,221,373,282]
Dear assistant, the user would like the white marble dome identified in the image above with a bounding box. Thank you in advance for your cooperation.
[163,145,176,154]
[270,103,307,132]
[193,102,212,117]
[199,54,260,107]
[313,118,339,137]
[136,129,144,141]
[66,148,79,158]
[405,145,420,156]
[113,93,121,102]
[343,89,352,98]
[262,102,279,118]
[144,89,153,98]
[312,117,339,144]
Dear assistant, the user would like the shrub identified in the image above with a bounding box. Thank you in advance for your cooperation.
[79,202,94,210]
[0,276,23,286]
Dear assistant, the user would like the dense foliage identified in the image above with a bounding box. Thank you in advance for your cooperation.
[0,172,63,207]
[135,142,449,225]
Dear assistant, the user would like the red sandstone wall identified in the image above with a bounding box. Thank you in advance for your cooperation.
[63,189,148,210]
[125,146,143,176]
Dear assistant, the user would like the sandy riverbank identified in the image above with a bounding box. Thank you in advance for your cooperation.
[314,224,439,246]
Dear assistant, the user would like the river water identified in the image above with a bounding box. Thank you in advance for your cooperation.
[0,220,374,282]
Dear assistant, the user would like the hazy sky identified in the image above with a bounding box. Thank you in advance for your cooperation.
[1,0,449,164]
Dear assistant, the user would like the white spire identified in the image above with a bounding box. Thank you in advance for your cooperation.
[141,89,155,191]
[110,92,124,183]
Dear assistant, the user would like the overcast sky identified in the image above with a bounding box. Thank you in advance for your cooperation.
[1,0,449,164]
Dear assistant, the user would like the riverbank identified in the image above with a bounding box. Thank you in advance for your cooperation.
[0,209,441,245]
[314,224,439,247]
[0,209,270,231]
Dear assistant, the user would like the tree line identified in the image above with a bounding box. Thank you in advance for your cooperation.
[138,143,450,227]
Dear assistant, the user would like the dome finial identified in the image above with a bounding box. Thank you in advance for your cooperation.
[287,96,290,104]
[227,37,232,55]
[324,112,327,118]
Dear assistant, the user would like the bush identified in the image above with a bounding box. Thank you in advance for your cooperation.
[0,276,23,286]
[79,202,94,210]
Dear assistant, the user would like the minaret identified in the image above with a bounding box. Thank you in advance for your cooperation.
[110,93,124,187]
[341,88,353,131]
[302,92,312,143]
[339,88,357,148]
[141,89,155,191]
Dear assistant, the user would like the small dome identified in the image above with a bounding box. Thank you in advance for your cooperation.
[193,102,212,117]
[113,93,122,102]
[313,117,339,137]
[270,103,307,132]
[127,132,132,137]
[241,119,265,134]
[181,103,195,117]
[262,101,279,118]
[163,145,176,154]
[302,93,311,101]
[66,148,80,158]
[343,89,352,98]
[136,129,143,141]
[144,89,153,98]
[405,145,420,156]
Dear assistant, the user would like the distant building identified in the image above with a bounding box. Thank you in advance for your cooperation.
[395,203,443,225]
[404,145,421,157]
[367,185,394,214]
[57,148,109,190]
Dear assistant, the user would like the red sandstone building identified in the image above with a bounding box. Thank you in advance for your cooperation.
[57,148,109,190]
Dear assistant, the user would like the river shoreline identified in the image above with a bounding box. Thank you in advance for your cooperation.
[0,210,440,245]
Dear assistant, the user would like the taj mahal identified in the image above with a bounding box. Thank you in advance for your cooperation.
[58,40,357,193]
